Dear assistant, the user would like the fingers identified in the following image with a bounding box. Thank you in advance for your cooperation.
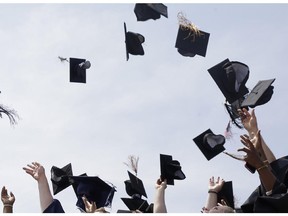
[22,167,34,176]
[33,162,41,167]
[237,147,249,154]
[251,109,256,119]
[256,130,261,137]
[220,199,228,206]
[92,201,97,210]
[238,108,250,121]
[209,176,214,184]
[10,192,14,198]
[161,179,167,188]
[1,186,7,197]
[223,151,245,161]
[26,164,35,169]
[240,135,255,150]
[156,178,162,185]
[209,176,224,185]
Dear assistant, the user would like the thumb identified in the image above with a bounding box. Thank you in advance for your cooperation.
[251,109,256,118]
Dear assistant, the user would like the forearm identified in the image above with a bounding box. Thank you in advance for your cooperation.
[260,136,276,163]
[204,191,218,211]
[153,189,167,213]
[37,176,53,212]
[257,164,276,192]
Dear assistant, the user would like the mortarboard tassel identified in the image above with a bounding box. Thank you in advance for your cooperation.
[0,104,19,125]
[224,102,243,129]
[58,56,69,63]
[224,121,233,140]
[124,155,139,176]
[177,12,204,42]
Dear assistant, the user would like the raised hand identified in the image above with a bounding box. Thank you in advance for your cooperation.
[238,130,266,169]
[155,178,167,190]
[82,196,97,213]
[1,186,15,206]
[208,176,225,193]
[23,162,45,181]
[238,108,258,136]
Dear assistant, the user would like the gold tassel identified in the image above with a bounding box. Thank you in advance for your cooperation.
[177,12,204,42]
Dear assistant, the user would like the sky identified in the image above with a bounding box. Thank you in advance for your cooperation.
[0,2,288,214]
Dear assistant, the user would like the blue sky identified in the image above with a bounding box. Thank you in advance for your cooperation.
[0,2,288,213]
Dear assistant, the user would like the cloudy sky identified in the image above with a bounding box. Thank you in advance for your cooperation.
[0,1,288,213]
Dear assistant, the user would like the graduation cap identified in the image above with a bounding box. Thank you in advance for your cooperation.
[69,57,91,83]
[175,12,210,57]
[121,197,153,213]
[50,163,73,195]
[208,59,250,128]
[218,181,234,209]
[160,154,186,185]
[241,79,275,108]
[124,171,147,198]
[134,3,168,21]
[193,129,226,161]
[124,22,145,61]
[70,175,116,212]
[208,58,250,104]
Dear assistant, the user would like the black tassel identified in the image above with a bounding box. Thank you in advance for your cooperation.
[0,104,19,125]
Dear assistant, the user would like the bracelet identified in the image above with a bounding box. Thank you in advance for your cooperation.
[257,164,269,172]
[208,190,218,194]
[4,204,13,207]
[263,160,269,165]
[266,190,273,196]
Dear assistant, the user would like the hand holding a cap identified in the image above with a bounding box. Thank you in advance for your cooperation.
[155,178,167,191]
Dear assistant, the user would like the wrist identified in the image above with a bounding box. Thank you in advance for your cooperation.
[208,190,218,194]
[3,204,13,207]
[256,164,269,172]
[248,130,258,138]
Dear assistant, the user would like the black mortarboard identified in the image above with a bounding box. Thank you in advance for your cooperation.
[134,3,168,21]
[124,171,147,198]
[218,181,234,209]
[69,57,91,83]
[193,129,226,161]
[208,59,250,104]
[160,154,186,185]
[241,79,276,108]
[50,163,73,195]
[117,209,132,213]
[175,25,210,57]
[121,197,153,213]
[124,22,145,61]
[70,175,116,212]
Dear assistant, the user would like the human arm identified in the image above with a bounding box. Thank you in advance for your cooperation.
[238,108,276,163]
[153,178,167,213]
[203,176,225,212]
[239,131,277,192]
[23,162,53,212]
[1,186,15,213]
